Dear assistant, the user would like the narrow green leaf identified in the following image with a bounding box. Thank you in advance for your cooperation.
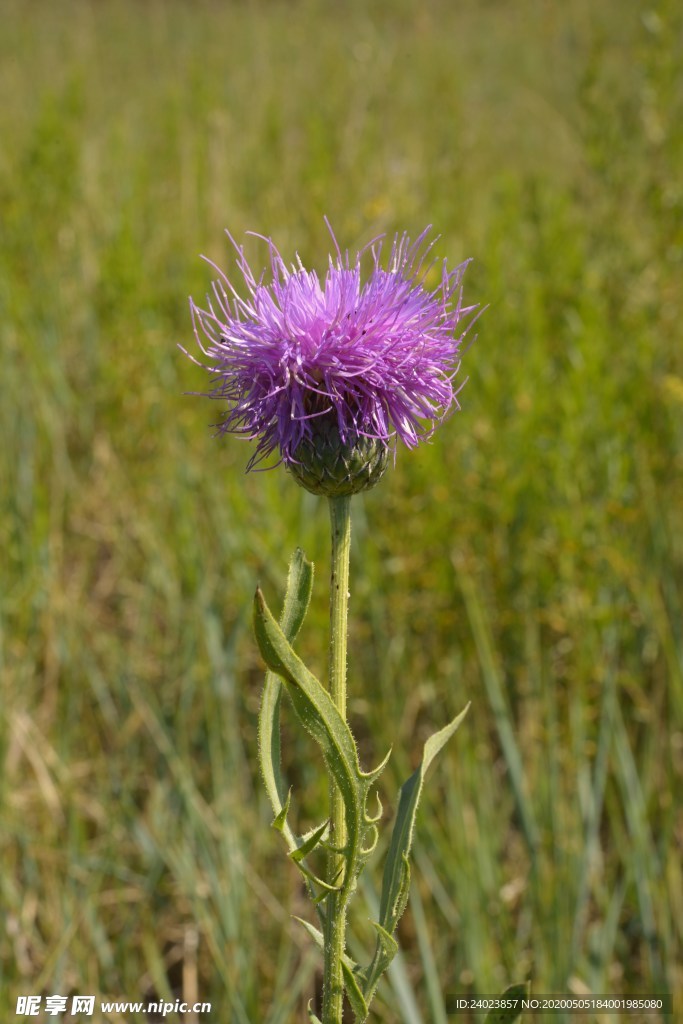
[388,853,411,930]
[361,919,399,1004]
[378,706,469,933]
[279,547,315,642]
[254,587,371,907]
[370,919,398,963]
[484,982,530,1023]
[290,820,329,863]
[342,960,369,1022]
[360,822,379,858]
[365,790,383,825]
[294,862,340,895]
[307,1000,323,1024]
[359,745,392,784]
[257,549,314,852]
[255,589,362,779]
[363,707,469,1004]
[272,787,292,833]
[293,916,325,951]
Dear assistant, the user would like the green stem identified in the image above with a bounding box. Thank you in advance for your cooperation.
[322,494,352,1024]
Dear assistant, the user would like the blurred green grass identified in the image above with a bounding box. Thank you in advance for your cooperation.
[1,0,681,1021]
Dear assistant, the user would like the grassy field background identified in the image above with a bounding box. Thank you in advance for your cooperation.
[1,0,682,1021]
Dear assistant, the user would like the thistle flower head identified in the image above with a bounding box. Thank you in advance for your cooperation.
[185,224,478,489]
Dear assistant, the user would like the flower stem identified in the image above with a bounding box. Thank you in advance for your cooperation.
[322,494,352,1024]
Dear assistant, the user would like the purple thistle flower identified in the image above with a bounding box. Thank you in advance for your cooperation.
[184,224,478,472]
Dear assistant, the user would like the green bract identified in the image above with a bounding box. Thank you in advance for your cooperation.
[288,417,389,497]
